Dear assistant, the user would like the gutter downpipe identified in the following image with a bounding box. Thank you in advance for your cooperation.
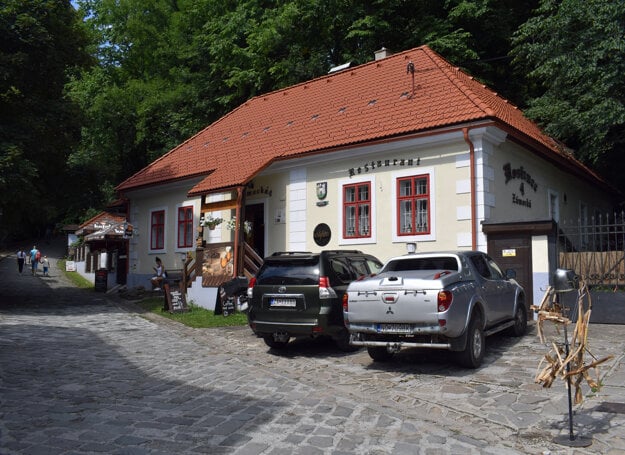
[233,186,245,276]
[463,127,477,250]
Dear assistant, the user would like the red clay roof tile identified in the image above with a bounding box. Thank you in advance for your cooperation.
[115,45,600,196]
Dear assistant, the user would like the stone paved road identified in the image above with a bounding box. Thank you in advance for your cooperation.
[1,248,624,454]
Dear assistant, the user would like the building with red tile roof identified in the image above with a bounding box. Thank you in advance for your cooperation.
[71,211,130,287]
[115,45,616,310]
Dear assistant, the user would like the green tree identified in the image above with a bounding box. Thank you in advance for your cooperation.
[443,0,539,105]
[512,0,625,193]
[0,0,91,240]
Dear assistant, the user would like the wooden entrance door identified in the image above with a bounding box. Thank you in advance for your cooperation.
[487,235,533,309]
[245,203,265,258]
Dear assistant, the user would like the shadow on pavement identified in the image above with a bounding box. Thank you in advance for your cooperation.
[0,321,285,454]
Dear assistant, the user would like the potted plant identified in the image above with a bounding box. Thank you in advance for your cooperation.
[225,216,253,234]
[200,214,224,230]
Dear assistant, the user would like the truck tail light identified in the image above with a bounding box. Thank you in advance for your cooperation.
[247,277,256,299]
[437,290,453,312]
[319,276,337,299]
[342,293,349,312]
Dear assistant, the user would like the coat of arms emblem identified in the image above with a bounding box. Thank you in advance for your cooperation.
[316,182,327,200]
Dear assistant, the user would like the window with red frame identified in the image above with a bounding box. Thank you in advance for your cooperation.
[150,210,165,250]
[177,206,194,248]
[397,175,430,235]
[343,182,371,238]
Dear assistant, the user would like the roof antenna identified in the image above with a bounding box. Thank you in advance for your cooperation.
[406,61,415,98]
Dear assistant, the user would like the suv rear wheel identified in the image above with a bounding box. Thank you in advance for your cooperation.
[334,328,359,352]
[262,334,290,349]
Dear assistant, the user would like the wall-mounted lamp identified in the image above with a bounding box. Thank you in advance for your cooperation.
[406,242,417,254]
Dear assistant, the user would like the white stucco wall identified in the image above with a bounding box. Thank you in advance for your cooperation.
[487,138,612,226]
[124,178,203,290]
[251,130,487,263]
[122,124,614,310]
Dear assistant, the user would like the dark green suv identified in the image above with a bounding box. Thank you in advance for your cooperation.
[246,250,383,351]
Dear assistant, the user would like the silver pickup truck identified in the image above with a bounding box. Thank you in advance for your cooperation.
[343,251,527,368]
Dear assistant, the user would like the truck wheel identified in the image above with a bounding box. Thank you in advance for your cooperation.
[508,303,527,337]
[367,346,394,362]
[263,334,289,349]
[334,329,359,352]
[457,315,484,368]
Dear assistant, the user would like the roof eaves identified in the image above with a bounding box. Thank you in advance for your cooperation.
[119,171,215,195]
[187,160,275,198]
[78,211,125,230]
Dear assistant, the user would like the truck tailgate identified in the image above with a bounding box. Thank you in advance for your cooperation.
[345,284,440,325]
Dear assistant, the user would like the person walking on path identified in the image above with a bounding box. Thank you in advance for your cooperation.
[41,255,50,276]
[29,245,40,276]
[16,248,26,274]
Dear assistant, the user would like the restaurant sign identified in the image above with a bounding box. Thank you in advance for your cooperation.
[348,158,420,178]
[313,223,331,247]
[503,163,537,209]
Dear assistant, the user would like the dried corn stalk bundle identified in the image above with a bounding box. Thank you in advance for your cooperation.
[533,281,613,404]
[530,286,566,343]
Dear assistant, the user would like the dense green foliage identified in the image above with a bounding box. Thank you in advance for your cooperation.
[1,0,91,240]
[511,0,625,191]
[2,0,624,241]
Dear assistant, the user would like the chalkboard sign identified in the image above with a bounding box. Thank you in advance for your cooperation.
[95,269,107,292]
[164,283,187,313]
[170,291,183,311]
[221,297,235,316]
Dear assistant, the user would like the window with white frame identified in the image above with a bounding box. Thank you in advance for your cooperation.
[343,182,371,238]
[397,174,430,235]
[177,206,194,248]
[150,210,165,250]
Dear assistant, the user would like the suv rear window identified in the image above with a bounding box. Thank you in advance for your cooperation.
[350,257,383,277]
[329,258,354,284]
[256,259,319,285]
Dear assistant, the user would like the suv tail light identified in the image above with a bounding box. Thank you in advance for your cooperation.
[247,277,256,299]
[342,293,348,312]
[319,276,337,299]
[437,290,453,312]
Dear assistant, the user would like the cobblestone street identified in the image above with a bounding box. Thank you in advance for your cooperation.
[1,250,624,454]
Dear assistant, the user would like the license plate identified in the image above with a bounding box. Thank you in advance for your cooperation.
[376,323,413,334]
[270,298,296,307]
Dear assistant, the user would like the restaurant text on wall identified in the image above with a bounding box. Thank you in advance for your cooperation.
[348,157,420,178]
[503,163,537,209]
